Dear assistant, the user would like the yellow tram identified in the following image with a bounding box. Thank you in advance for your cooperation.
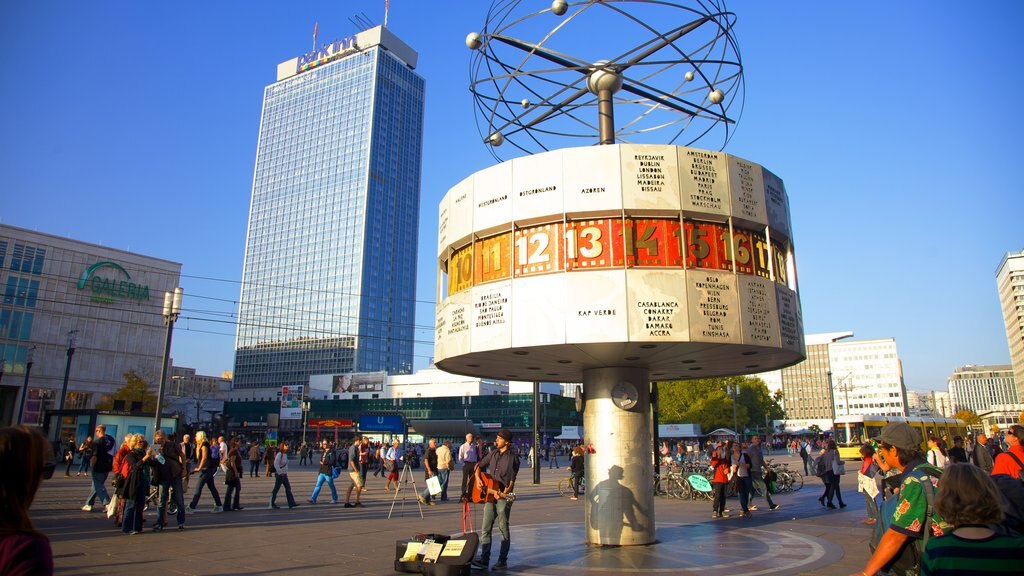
[833,414,969,460]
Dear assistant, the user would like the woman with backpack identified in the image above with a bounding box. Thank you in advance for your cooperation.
[926,436,948,469]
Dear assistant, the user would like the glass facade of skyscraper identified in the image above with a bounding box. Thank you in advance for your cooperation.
[234,30,425,390]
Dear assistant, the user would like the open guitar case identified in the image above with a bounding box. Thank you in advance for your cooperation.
[394,532,479,576]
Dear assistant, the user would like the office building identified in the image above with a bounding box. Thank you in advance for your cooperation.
[779,332,851,420]
[947,364,1018,415]
[233,26,425,390]
[0,224,181,428]
[829,337,907,417]
[996,250,1024,401]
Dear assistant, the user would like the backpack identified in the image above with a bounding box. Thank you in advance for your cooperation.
[870,465,941,575]
[800,443,809,457]
[335,446,349,470]
[813,455,827,477]
[991,451,1024,535]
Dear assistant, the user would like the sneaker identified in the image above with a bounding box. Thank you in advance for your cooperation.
[212,506,223,513]
[712,513,719,518]
[769,504,780,511]
[721,512,730,518]
[749,505,759,511]
[152,524,163,532]
[307,499,316,504]
[81,505,93,512]
[129,530,141,535]
[427,501,436,506]
[343,503,354,508]
[185,506,195,514]
[178,525,185,530]
[331,500,339,504]
[470,560,489,570]
[492,561,507,570]
[417,496,427,505]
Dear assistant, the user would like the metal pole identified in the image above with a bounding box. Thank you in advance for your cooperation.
[651,381,660,478]
[154,318,175,434]
[59,331,78,412]
[17,350,35,424]
[598,88,615,144]
[730,385,739,442]
[533,380,540,485]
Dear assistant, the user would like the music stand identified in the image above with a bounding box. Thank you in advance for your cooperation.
[388,457,423,519]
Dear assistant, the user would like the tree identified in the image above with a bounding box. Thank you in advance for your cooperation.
[954,409,981,426]
[658,376,785,435]
[96,369,158,413]
[1018,409,1024,423]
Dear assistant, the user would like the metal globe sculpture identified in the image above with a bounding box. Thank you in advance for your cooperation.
[468,0,744,160]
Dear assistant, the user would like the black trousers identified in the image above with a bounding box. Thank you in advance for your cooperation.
[461,462,477,496]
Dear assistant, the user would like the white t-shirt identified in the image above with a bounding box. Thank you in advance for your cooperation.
[926,448,947,468]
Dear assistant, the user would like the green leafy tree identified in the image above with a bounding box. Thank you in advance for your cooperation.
[955,409,981,426]
[658,376,785,434]
[96,369,158,413]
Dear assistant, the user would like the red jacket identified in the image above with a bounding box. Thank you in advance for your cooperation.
[991,444,1024,477]
[112,444,131,478]
[710,456,730,483]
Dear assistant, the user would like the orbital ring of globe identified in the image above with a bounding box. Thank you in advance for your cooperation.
[467,0,744,160]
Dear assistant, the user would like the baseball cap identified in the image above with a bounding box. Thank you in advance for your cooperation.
[871,422,921,451]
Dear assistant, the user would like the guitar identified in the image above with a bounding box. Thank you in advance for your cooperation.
[469,471,517,504]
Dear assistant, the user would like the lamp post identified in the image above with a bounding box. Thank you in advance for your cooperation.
[153,287,183,435]
[727,384,740,442]
[301,400,311,446]
[17,346,35,424]
[58,330,79,412]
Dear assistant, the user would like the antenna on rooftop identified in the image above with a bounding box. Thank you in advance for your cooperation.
[348,12,375,32]
[384,0,390,28]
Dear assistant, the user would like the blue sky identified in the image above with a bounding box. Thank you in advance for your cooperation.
[2,1,1021,392]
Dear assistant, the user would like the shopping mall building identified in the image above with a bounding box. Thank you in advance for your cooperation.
[0,224,181,438]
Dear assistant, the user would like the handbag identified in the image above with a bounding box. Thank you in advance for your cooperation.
[426,475,443,496]
[833,459,846,476]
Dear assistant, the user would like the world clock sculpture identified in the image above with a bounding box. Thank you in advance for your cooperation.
[435,0,805,546]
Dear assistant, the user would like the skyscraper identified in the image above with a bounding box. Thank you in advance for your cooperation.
[233,27,425,390]
[996,250,1024,401]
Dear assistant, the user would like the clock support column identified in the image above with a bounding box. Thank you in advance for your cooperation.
[582,366,655,545]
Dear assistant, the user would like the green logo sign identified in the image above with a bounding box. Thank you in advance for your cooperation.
[687,474,713,493]
[77,261,150,304]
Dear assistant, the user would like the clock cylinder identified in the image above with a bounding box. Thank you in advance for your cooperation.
[583,366,654,545]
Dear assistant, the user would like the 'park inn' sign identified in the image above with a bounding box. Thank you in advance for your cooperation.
[77,261,150,304]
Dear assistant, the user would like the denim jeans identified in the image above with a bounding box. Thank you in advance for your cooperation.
[86,471,110,506]
[438,469,451,501]
[311,472,337,502]
[157,477,185,527]
[122,499,143,533]
[77,456,91,474]
[189,468,222,509]
[271,473,297,507]
[249,460,261,477]
[480,498,512,564]
[225,478,241,510]
[737,475,752,513]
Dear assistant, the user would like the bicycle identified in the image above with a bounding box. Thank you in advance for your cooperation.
[558,475,584,497]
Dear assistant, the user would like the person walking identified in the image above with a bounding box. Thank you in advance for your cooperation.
[62,436,76,477]
[799,438,812,476]
[308,439,338,504]
[437,440,454,502]
[263,444,277,478]
[344,436,366,508]
[384,440,400,492]
[568,446,584,501]
[223,438,243,511]
[822,439,846,509]
[744,435,779,511]
[458,433,479,499]
[81,425,114,512]
[418,439,439,506]
[76,435,93,477]
[186,431,223,513]
[246,438,260,475]
[269,441,299,509]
